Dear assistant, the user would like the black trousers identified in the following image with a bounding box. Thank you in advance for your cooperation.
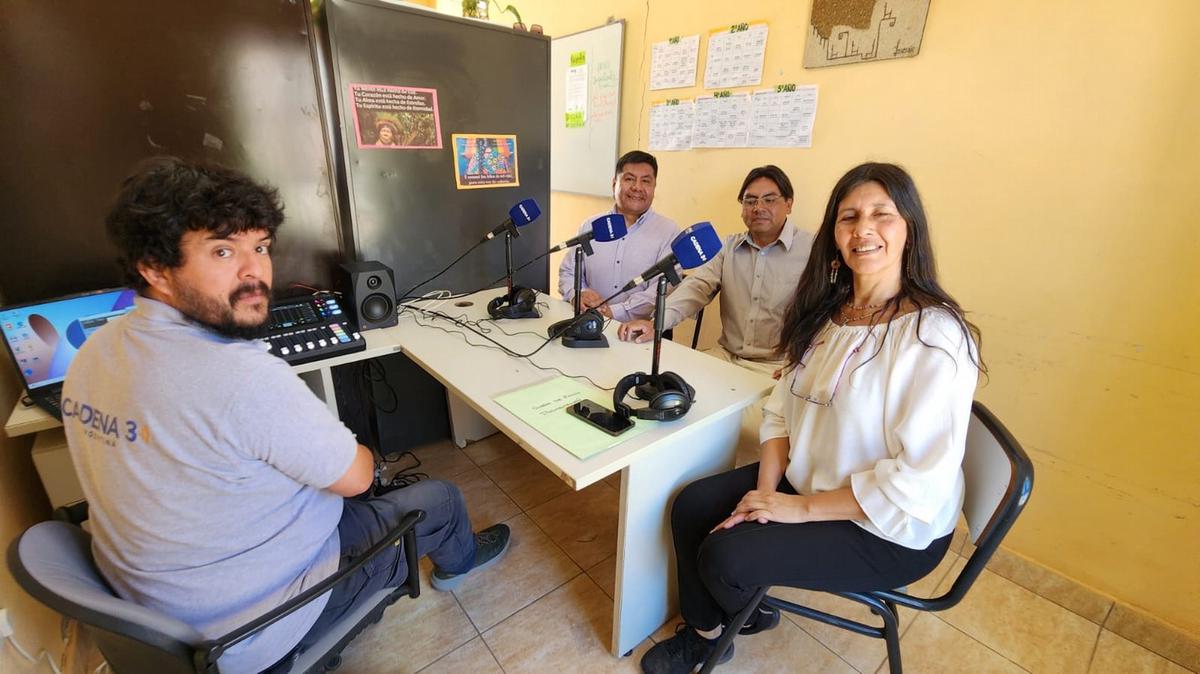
[672,463,952,631]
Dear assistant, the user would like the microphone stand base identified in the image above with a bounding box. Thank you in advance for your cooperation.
[492,305,541,320]
[547,311,609,348]
[562,334,609,349]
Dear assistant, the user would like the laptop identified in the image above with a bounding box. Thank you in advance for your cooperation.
[1,288,137,420]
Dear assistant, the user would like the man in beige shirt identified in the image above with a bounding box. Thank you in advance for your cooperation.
[617,165,813,376]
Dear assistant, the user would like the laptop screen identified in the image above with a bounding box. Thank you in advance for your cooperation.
[0,288,137,392]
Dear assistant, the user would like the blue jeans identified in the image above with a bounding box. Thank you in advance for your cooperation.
[268,480,475,669]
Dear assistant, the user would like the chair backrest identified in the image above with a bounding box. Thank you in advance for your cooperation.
[931,401,1034,608]
[962,401,1033,544]
[7,521,208,674]
[688,287,720,350]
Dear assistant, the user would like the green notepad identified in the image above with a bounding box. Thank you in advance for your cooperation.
[493,377,653,459]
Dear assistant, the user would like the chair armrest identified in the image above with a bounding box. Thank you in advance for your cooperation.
[52,501,89,526]
[198,508,426,669]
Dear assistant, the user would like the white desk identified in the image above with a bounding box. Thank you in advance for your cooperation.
[5,290,774,656]
[389,292,773,655]
[6,395,62,437]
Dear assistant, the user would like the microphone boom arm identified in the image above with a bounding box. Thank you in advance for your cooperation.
[572,245,584,316]
[505,231,516,295]
[651,276,668,377]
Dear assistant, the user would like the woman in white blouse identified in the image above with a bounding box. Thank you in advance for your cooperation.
[642,163,984,674]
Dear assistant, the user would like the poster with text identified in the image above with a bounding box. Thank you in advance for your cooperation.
[350,83,442,149]
[452,134,519,189]
[565,50,588,128]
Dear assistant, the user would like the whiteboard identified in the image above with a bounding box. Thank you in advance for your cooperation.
[551,20,624,196]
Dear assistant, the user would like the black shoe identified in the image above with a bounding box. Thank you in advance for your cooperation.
[640,623,734,674]
[431,523,511,591]
[738,602,780,635]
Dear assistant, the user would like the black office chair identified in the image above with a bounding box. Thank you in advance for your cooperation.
[688,288,720,350]
[700,401,1035,673]
[8,508,426,673]
[689,307,706,349]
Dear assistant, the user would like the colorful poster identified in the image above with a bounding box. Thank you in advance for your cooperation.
[349,83,442,149]
[452,134,519,189]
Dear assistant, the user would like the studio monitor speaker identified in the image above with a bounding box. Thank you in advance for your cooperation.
[336,260,398,330]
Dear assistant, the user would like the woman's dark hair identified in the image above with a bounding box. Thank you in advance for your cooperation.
[777,162,984,372]
[737,164,794,201]
[105,157,284,290]
[615,150,658,177]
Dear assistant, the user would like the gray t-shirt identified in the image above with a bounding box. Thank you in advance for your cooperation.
[63,297,356,673]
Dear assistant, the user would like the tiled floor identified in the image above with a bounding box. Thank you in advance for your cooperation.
[345,434,1196,673]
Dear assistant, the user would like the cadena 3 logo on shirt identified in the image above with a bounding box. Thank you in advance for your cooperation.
[62,397,145,445]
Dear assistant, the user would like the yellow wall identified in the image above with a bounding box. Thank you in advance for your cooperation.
[443,0,1200,634]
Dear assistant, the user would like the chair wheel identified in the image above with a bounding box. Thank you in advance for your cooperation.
[323,654,342,671]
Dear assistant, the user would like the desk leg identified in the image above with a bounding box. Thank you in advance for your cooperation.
[446,391,498,448]
[299,368,339,419]
[610,411,741,656]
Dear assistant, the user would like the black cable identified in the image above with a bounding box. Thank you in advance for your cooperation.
[360,358,399,414]
[481,318,548,339]
[402,287,590,343]
[351,358,428,493]
[474,251,551,295]
[597,284,634,310]
[403,304,560,358]
[418,251,554,304]
[399,304,616,391]
[370,450,430,496]
[395,239,487,303]
[397,243,555,305]
[345,360,386,476]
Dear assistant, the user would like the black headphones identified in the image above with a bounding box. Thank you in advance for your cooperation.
[612,371,695,422]
[570,310,605,340]
[487,286,539,319]
[550,308,604,340]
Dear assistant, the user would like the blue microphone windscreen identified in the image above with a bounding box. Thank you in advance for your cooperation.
[671,222,722,269]
[590,214,627,242]
[509,198,542,226]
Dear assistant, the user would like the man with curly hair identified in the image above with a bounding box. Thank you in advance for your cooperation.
[62,157,509,673]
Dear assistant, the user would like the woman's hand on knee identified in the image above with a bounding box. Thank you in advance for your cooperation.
[710,510,748,533]
[710,490,808,531]
[718,490,808,530]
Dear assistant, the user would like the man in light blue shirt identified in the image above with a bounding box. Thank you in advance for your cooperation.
[558,150,680,322]
[64,158,510,673]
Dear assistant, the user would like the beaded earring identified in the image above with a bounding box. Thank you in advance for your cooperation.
[828,259,840,284]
